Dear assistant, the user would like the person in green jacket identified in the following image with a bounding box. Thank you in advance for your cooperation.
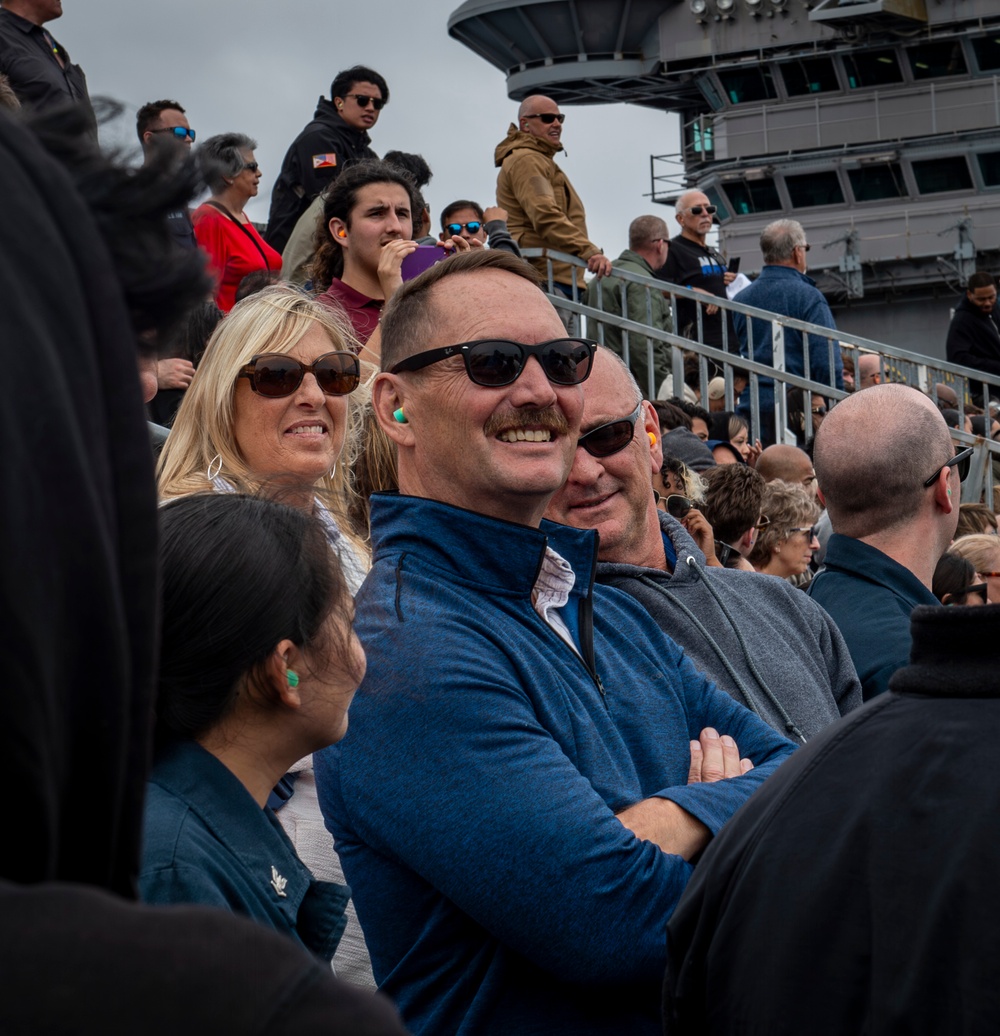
[586,215,673,399]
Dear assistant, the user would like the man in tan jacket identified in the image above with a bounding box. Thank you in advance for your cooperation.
[494,94,611,310]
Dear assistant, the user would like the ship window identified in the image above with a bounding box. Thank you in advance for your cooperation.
[907,41,968,80]
[717,68,777,105]
[978,153,1000,188]
[785,171,844,208]
[912,157,973,194]
[847,163,907,202]
[844,50,903,88]
[781,57,839,96]
[706,187,731,223]
[725,179,782,216]
[686,117,715,157]
[971,34,1000,73]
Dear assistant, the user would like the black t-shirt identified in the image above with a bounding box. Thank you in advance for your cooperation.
[659,234,737,351]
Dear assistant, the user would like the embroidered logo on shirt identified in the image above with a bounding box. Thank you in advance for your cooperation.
[312,153,337,169]
[270,866,288,897]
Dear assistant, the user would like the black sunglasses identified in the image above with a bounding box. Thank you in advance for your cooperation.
[150,126,196,142]
[685,204,717,216]
[524,112,565,124]
[243,161,259,173]
[579,403,643,458]
[445,221,482,235]
[923,445,974,488]
[237,352,360,398]
[664,494,694,520]
[788,525,820,540]
[346,93,384,110]
[389,338,596,388]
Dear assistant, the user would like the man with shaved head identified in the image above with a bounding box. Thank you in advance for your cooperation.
[315,251,793,1036]
[856,353,884,390]
[494,93,611,322]
[756,443,817,494]
[808,384,962,699]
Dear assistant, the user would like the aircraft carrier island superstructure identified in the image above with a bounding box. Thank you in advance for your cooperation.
[448,0,1000,358]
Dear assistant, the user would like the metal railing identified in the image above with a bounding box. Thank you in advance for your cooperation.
[521,247,1000,505]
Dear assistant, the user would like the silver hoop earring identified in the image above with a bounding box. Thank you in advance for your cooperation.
[207,454,223,480]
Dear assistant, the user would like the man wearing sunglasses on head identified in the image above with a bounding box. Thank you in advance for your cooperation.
[314,250,795,1036]
[545,347,861,746]
[266,64,387,254]
[438,198,521,257]
[494,94,612,327]
[659,189,737,352]
[808,383,963,700]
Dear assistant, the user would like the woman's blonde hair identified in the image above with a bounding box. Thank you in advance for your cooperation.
[157,285,370,533]
[949,533,1000,576]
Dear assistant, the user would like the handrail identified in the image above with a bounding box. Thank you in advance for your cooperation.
[519,246,999,504]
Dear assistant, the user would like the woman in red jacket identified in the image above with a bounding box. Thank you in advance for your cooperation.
[193,133,281,312]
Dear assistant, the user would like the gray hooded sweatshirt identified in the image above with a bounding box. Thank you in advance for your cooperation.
[597,513,861,742]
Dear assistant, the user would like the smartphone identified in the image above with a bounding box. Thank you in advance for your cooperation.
[400,244,450,282]
[727,256,741,274]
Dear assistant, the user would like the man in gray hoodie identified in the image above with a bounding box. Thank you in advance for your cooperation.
[545,346,861,741]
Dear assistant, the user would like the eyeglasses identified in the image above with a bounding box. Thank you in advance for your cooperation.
[664,494,694,520]
[950,583,989,605]
[524,112,565,124]
[755,514,771,529]
[346,93,384,110]
[150,126,196,142]
[578,403,643,458]
[237,352,360,397]
[788,525,820,541]
[242,162,260,173]
[445,221,482,235]
[812,405,827,416]
[797,243,812,252]
[978,572,1000,579]
[684,205,717,216]
[389,338,596,388]
[922,445,974,487]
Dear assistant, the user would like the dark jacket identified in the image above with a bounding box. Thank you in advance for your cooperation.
[266,98,377,252]
[663,604,1000,1036]
[316,493,795,1036]
[807,533,937,700]
[598,513,861,741]
[945,294,1000,387]
[0,9,95,135]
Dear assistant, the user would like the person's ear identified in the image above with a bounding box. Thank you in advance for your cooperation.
[264,639,304,709]
[643,402,663,475]
[373,373,415,447]
[737,528,755,554]
[329,217,348,243]
[933,467,957,514]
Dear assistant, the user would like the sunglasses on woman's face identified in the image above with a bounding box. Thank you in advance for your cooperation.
[390,338,596,388]
[242,162,260,173]
[445,221,482,235]
[664,494,694,520]
[237,352,360,398]
[578,403,643,458]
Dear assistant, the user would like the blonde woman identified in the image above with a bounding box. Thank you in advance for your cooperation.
[748,480,821,584]
[949,533,1000,604]
[157,283,375,986]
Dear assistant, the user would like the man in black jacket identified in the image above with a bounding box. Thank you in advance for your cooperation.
[266,65,387,253]
[946,271,1000,399]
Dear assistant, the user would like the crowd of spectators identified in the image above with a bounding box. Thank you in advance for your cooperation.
[5,15,1000,1035]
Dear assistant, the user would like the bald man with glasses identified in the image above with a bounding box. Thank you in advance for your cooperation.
[494,93,611,326]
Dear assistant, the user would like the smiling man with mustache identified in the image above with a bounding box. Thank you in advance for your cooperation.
[314,250,795,1036]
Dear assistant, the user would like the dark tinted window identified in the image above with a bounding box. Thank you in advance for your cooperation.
[706,186,731,222]
[781,57,839,96]
[725,179,782,216]
[978,153,1000,188]
[971,34,1000,73]
[907,41,967,80]
[912,157,973,194]
[785,171,844,208]
[845,50,903,88]
[848,163,907,201]
[717,68,777,104]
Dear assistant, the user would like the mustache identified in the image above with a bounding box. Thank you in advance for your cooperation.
[484,407,570,438]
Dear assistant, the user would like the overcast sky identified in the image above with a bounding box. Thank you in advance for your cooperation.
[60,0,680,258]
